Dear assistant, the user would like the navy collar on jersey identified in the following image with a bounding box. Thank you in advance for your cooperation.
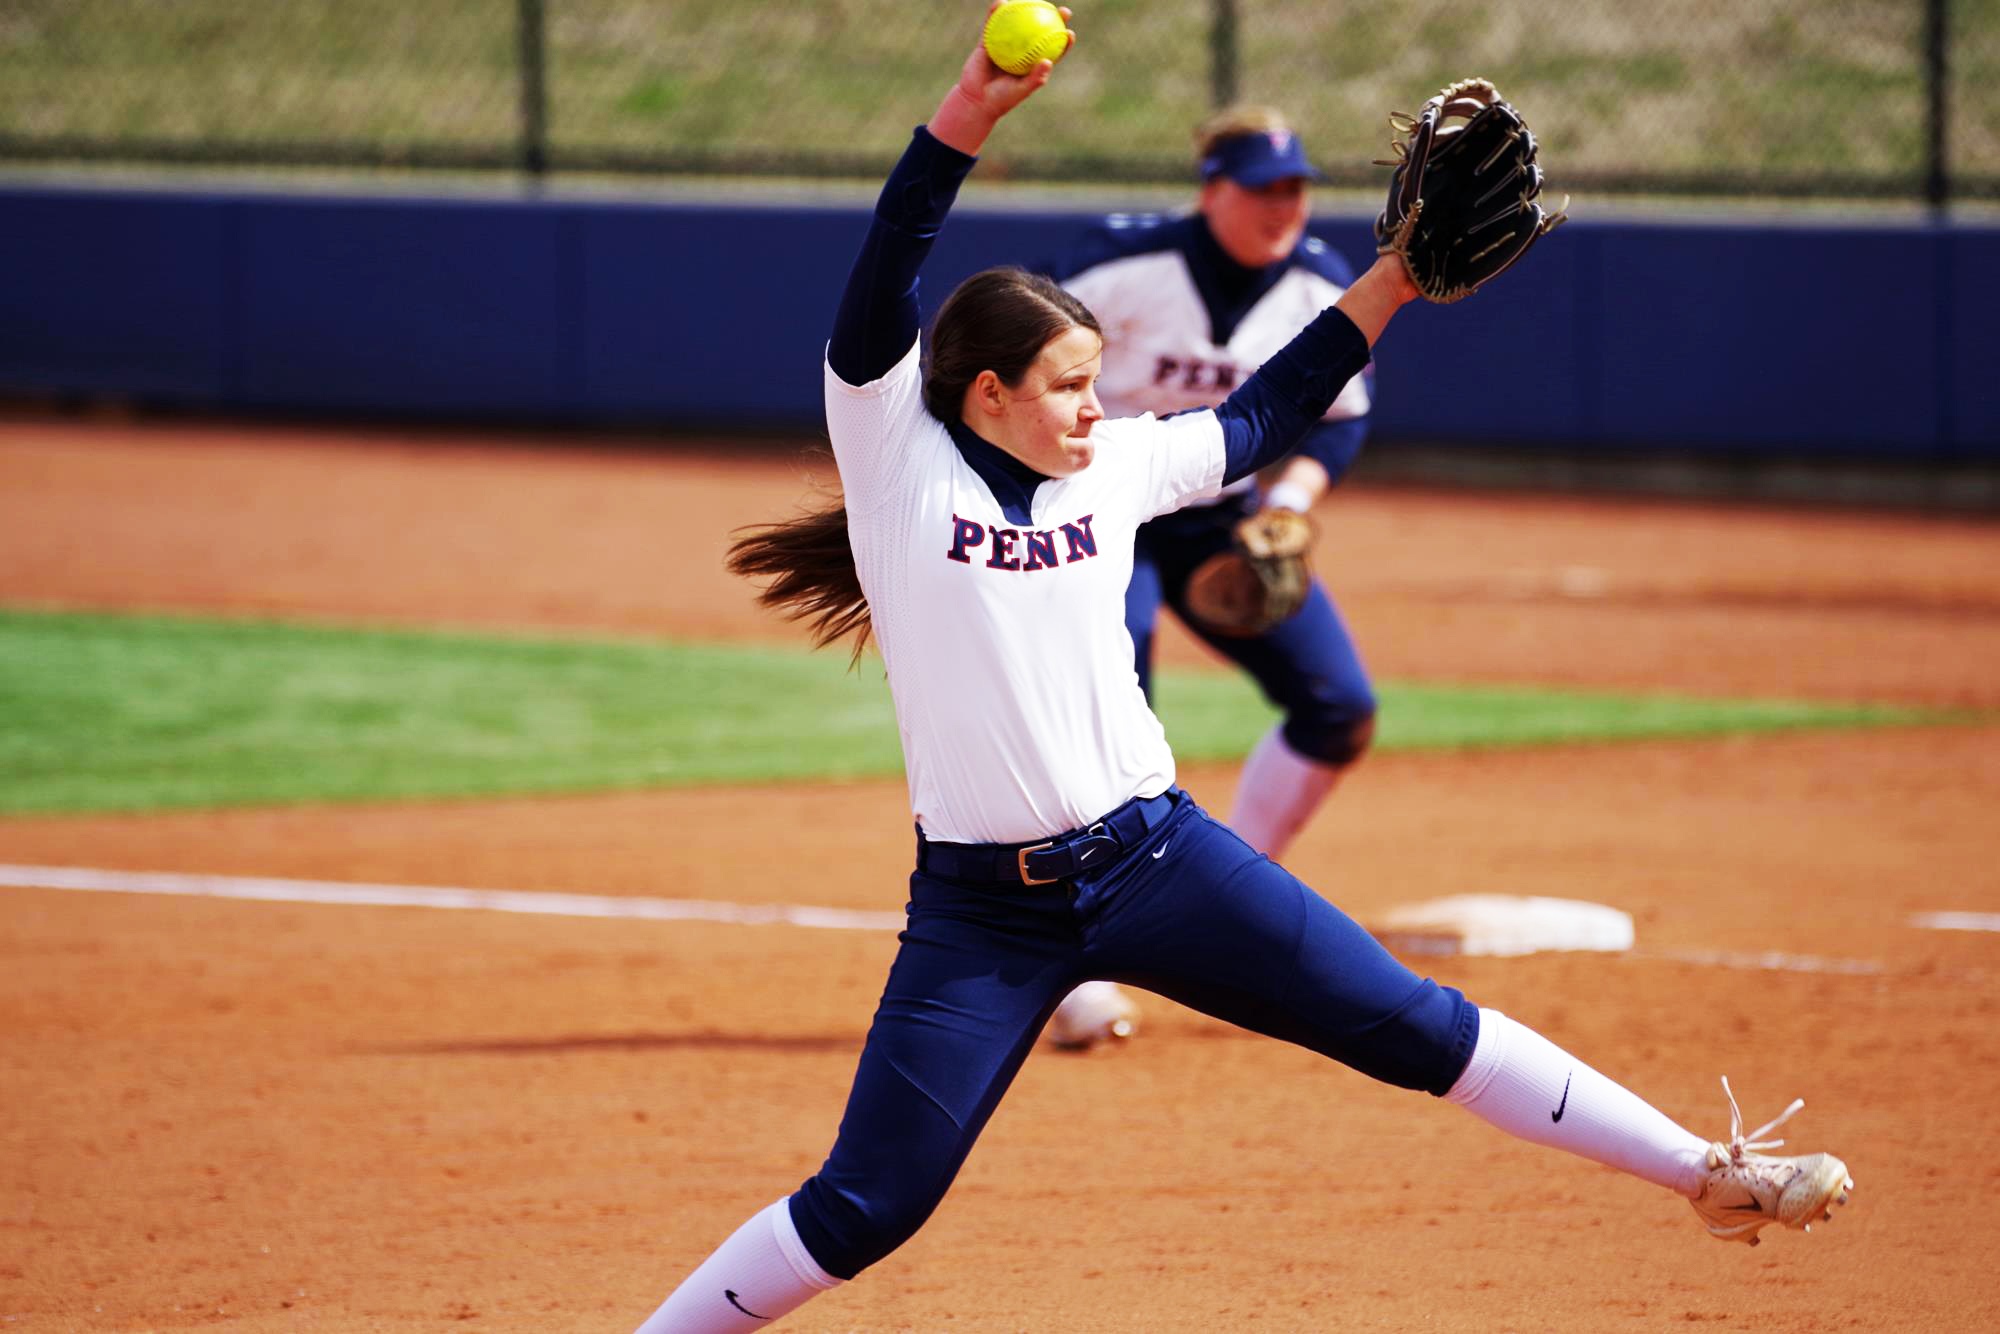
[945,416,1050,527]
[1186,214,1295,346]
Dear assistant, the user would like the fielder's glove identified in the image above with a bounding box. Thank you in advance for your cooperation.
[1375,78,1567,303]
[1182,507,1315,638]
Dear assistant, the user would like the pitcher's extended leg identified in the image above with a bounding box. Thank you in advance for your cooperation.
[1080,801,1853,1245]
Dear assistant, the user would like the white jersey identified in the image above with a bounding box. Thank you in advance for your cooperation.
[1062,227,1369,504]
[825,338,1225,844]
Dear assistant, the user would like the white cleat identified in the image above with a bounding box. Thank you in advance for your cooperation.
[1690,1076,1855,1246]
[1046,981,1140,1050]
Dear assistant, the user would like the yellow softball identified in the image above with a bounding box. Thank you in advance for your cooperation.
[983,1,1071,77]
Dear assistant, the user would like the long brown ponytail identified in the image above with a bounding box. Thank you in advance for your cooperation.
[724,458,872,661]
[725,267,1099,663]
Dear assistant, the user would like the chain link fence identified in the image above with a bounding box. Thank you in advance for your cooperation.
[2,0,1995,202]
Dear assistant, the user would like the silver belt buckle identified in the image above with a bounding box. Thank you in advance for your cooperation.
[1016,841,1059,885]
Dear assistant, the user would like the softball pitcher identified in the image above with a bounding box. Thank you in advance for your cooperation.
[631,11,1852,1329]
[1043,106,1378,1048]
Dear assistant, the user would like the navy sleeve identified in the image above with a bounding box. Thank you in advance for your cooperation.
[1214,307,1373,485]
[1294,415,1369,485]
[826,126,979,387]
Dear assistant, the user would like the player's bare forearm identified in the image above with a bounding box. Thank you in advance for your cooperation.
[928,3,1074,156]
[1258,456,1331,512]
[1334,254,1420,347]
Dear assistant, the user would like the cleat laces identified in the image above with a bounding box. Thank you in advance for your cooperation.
[1716,1074,1804,1164]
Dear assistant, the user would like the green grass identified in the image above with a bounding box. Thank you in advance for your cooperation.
[0,0,1994,187]
[0,607,1947,817]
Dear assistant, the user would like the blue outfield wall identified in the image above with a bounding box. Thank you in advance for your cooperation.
[2,182,1995,461]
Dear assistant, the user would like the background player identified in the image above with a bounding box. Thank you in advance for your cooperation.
[1042,106,1377,1048]
[630,10,1853,1329]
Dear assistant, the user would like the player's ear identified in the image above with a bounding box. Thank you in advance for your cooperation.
[967,368,1008,420]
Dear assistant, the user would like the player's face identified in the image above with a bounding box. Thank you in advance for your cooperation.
[1202,175,1311,269]
[991,324,1105,478]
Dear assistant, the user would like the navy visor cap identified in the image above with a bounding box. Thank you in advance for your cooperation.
[1200,129,1325,187]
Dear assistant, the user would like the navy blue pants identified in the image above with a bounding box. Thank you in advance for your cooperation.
[1127,506,1376,765]
[788,790,1478,1280]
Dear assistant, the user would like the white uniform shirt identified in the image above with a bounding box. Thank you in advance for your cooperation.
[825,339,1226,844]
[1062,232,1369,503]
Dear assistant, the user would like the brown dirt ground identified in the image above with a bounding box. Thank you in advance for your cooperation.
[2,416,1998,1333]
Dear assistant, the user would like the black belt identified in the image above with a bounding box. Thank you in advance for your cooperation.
[916,789,1179,886]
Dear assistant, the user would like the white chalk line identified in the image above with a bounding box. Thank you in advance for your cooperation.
[0,863,1943,977]
[0,863,906,932]
[1909,911,2000,934]
[1628,946,1886,976]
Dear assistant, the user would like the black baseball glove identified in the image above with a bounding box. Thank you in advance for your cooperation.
[1375,78,1567,303]
[1182,508,1315,638]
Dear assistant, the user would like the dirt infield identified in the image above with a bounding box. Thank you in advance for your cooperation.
[3,417,1998,1332]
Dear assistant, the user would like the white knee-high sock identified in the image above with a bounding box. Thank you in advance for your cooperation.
[1447,1009,1712,1197]
[1229,724,1345,858]
[634,1199,842,1333]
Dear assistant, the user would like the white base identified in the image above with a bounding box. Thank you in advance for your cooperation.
[1369,894,1634,958]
